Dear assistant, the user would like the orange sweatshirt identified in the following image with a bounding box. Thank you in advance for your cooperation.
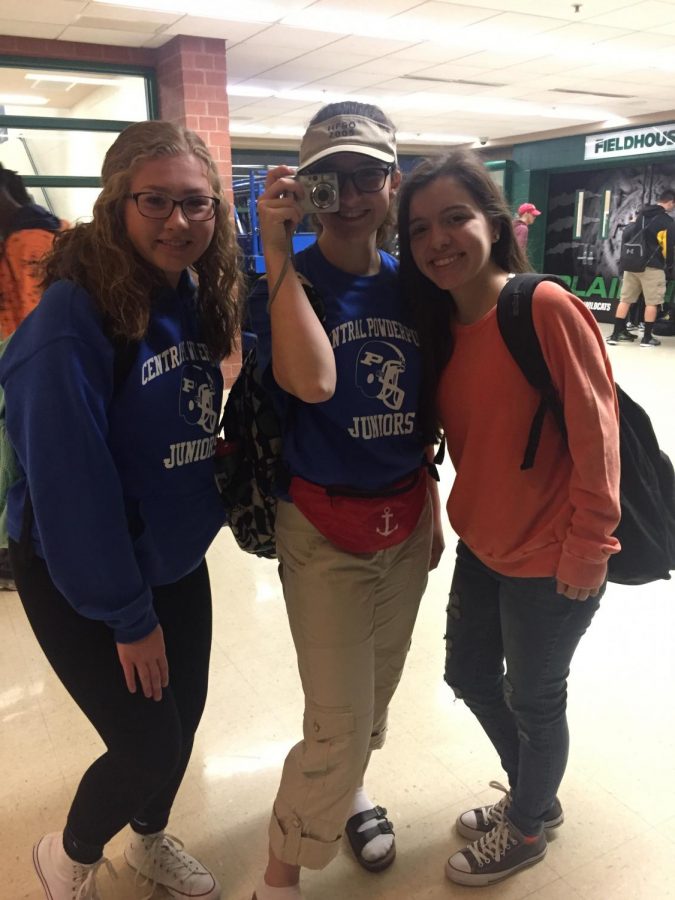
[437,280,621,590]
[0,205,65,338]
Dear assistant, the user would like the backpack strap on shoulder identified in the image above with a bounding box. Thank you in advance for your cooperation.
[496,274,568,470]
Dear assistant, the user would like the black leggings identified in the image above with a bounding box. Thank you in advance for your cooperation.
[9,541,212,862]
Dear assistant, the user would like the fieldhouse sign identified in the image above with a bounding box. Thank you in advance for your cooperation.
[586,124,675,160]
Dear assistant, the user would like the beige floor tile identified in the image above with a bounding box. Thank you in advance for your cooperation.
[564,828,675,899]
[2,329,675,900]
[522,878,584,899]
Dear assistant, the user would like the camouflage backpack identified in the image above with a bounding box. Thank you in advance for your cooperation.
[215,340,288,559]
[215,274,325,559]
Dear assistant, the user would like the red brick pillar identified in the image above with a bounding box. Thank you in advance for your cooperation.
[155,34,241,385]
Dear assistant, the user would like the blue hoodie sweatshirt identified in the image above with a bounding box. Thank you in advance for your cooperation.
[0,274,226,642]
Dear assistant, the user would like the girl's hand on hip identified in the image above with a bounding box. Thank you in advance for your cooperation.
[556,580,601,602]
[116,624,169,701]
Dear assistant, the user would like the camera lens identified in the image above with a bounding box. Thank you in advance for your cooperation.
[311,182,337,210]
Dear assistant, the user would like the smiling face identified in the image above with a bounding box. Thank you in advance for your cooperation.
[408,175,501,303]
[124,153,216,288]
[312,152,400,247]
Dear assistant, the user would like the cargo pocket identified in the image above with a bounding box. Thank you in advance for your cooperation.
[301,705,357,789]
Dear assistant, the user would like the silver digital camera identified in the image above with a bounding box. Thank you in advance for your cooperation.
[295,172,340,214]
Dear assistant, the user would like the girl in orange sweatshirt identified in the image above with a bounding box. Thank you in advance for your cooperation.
[397,149,621,888]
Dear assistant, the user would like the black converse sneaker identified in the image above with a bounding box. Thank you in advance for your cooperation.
[446,818,547,886]
[456,780,564,841]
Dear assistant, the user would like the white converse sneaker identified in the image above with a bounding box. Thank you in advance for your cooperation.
[33,832,116,900]
[124,831,220,899]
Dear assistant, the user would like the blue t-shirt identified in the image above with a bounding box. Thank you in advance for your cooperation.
[247,242,426,491]
[0,275,225,642]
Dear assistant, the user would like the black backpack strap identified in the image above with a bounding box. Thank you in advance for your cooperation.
[496,274,568,470]
[110,335,139,392]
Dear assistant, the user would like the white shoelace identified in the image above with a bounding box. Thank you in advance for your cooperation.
[466,820,516,867]
[484,780,511,826]
[74,856,117,900]
[134,833,201,900]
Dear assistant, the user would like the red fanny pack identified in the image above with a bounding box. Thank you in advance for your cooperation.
[289,468,428,554]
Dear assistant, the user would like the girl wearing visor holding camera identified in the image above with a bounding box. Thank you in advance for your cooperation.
[248,101,444,899]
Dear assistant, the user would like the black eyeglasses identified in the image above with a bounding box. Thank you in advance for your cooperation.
[312,165,392,194]
[128,192,220,221]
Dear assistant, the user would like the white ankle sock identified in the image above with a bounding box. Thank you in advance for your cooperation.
[254,881,302,900]
[349,786,394,863]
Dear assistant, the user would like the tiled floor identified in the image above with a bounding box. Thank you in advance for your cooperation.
[2,324,674,900]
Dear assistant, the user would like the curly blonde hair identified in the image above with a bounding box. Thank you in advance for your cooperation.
[43,120,243,359]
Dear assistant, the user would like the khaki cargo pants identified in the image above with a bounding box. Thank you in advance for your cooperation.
[269,495,433,868]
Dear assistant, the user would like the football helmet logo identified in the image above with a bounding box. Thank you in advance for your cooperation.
[179,365,218,433]
[355,341,406,411]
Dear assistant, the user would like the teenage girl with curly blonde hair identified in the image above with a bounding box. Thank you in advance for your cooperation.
[0,120,241,900]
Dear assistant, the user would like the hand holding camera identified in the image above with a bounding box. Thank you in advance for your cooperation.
[294,172,340,214]
[257,165,305,255]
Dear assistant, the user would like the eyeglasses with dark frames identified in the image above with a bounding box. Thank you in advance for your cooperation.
[311,165,393,194]
[128,192,220,221]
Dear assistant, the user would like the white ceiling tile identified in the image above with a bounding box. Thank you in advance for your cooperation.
[74,15,166,33]
[304,70,396,89]
[650,20,675,37]
[389,78,486,96]
[81,2,180,25]
[445,48,548,69]
[278,49,374,70]
[237,24,347,50]
[385,43,468,64]
[225,44,304,70]
[490,56,595,77]
[0,18,63,37]
[336,56,421,77]
[542,22,631,44]
[2,0,675,150]
[308,0,422,15]
[58,25,155,45]
[587,1,675,29]
[161,17,268,43]
[468,11,579,36]
[596,32,675,53]
[318,34,419,56]
[391,2,499,29]
[432,0,645,18]
[0,0,85,26]
[252,61,340,81]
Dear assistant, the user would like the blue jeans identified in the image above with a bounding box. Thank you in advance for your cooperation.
[444,542,603,836]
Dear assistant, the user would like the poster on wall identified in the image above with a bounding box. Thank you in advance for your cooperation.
[543,163,675,323]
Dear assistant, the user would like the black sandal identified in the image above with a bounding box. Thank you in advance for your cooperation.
[345,806,396,872]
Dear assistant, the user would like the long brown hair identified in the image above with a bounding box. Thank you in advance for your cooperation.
[398,148,530,441]
[43,120,242,359]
